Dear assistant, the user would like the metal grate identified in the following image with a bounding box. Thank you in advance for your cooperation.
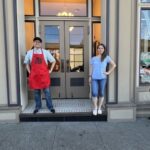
[22,99,93,114]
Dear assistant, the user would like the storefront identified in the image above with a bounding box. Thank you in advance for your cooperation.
[0,0,149,122]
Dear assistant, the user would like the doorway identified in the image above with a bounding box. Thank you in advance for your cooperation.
[40,21,89,98]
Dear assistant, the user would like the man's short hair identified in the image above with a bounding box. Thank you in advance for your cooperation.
[33,37,42,43]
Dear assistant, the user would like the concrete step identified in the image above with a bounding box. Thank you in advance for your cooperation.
[20,113,107,122]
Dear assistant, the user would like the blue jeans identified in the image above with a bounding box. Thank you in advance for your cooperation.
[92,79,107,97]
[34,87,53,110]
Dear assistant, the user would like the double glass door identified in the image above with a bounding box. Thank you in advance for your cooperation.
[41,21,89,98]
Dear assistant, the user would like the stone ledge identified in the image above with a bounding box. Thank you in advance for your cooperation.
[0,106,20,110]
[107,103,136,108]
[0,107,21,123]
[107,103,136,122]
[136,104,150,117]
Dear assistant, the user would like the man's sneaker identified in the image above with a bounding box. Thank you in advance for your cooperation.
[33,109,39,114]
[93,109,97,116]
[98,109,102,115]
[50,108,55,114]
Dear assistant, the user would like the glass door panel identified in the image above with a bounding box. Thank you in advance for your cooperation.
[45,25,61,72]
[69,27,84,72]
[65,21,89,98]
[41,21,66,98]
[41,21,89,98]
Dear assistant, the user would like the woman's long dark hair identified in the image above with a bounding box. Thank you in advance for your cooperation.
[97,43,107,62]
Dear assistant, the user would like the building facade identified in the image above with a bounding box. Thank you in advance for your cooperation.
[0,0,150,122]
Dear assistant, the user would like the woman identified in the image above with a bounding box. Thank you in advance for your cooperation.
[89,43,116,115]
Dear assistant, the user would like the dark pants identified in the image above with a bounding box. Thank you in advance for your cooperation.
[34,87,53,110]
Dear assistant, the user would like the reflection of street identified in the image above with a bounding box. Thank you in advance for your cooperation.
[140,52,150,83]
[140,67,150,83]
[53,52,60,72]
[47,50,60,72]
[70,65,84,72]
[144,68,150,75]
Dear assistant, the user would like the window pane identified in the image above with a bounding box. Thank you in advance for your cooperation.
[92,0,101,17]
[92,23,101,56]
[44,25,61,72]
[69,27,84,72]
[24,0,34,15]
[25,22,35,50]
[141,0,150,2]
[139,9,150,85]
[75,55,83,61]
[70,55,74,61]
[40,0,87,16]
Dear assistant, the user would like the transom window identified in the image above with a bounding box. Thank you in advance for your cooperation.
[39,0,87,16]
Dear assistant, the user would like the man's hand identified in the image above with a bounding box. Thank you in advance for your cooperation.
[49,70,52,74]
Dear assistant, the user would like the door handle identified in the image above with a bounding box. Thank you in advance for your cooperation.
[61,59,64,72]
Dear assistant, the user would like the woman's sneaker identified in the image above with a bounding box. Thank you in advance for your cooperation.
[93,109,97,116]
[98,109,102,114]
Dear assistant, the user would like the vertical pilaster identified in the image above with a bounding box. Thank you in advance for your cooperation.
[117,0,132,102]
[107,0,136,121]
[0,0,8,105]
[17,0,28,110]
[107,0,117,103]
[3,0,18,105]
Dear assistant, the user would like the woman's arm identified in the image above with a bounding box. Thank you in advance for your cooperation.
[89,64,93,83]
[105,60,116,75]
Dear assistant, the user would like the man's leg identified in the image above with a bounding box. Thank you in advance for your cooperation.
[43,87,55,113]
[33,89,42,114]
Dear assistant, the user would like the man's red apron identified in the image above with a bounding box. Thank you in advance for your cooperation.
[29,49,50,89]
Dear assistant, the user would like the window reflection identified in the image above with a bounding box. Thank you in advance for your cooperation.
[141,0,150,2]
[92,0,101,17]
[44,25,60,72]
[25,22,35,50]
[139,9,150,85]
[24,0,34,16]
[92,22,101,56]
[69,27,84,72]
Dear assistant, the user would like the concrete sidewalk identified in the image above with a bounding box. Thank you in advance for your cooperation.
[0,118,150,150]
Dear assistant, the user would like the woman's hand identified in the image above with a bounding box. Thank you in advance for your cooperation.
[104,72,110,75]
[89,76,92,84]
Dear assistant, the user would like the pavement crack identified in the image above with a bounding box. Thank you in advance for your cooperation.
[51,124,58,150]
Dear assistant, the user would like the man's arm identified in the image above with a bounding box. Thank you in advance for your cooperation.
[26,64,31,74]
[49,61,56,74]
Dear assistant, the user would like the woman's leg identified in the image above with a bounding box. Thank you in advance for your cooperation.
[92,79,99,115]
[98,79,107,113]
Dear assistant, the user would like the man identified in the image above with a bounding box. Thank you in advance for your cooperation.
[24,37,56,114]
